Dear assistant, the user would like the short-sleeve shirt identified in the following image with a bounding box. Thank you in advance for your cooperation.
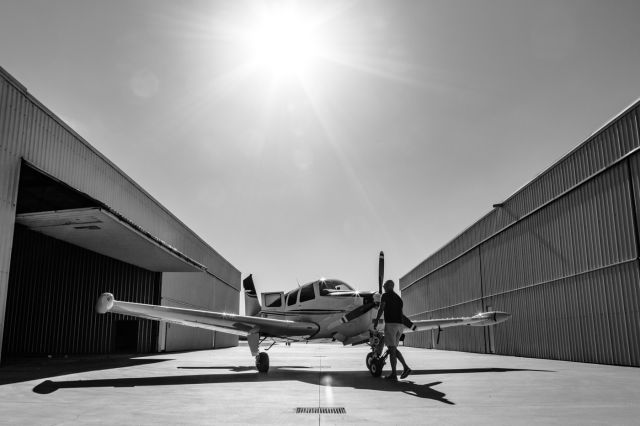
[381,291,403,324]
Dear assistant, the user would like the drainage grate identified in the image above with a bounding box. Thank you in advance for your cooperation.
[296,407,346,414]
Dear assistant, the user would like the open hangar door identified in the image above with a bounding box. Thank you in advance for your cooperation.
[1,163,202,362]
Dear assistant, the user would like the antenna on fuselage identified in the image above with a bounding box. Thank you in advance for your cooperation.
[378,251,384,294]
[296,278,301,288]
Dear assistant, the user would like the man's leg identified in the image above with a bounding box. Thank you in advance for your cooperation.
[388,346,398,374]
[396,348,412,379]
[395,349,409,371]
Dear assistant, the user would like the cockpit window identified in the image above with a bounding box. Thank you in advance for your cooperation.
[319,279,354,296]
[286,288,299,306]
[299,283,315,303]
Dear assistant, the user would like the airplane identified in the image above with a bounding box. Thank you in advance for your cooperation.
[95,252,511,375]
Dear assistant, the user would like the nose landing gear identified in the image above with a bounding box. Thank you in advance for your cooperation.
[366,330,388,377]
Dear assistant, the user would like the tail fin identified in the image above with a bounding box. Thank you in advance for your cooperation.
[243,274,261,316]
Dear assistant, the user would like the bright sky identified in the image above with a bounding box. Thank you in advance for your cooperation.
[2,0,640,304]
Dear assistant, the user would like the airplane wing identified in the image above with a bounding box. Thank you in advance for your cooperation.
[95,293,319,338]
[404,311,511,333]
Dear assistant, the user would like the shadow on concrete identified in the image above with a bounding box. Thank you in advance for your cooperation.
[177,365,311,372]
[33,366,548,405]
[0,355,173,386]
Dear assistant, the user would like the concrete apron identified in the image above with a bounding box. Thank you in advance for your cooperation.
[1,342,639,425]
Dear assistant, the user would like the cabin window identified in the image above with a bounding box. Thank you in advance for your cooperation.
[299,283,315,302]
[287,289,299,306]
[265,294,282,307]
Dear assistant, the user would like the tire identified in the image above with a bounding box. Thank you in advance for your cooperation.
[368,358,384,377]
[255,352,270,373]
[366,352,374,369]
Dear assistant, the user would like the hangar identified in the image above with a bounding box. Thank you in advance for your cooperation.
[0,67,240,363]
[400,99,640,367]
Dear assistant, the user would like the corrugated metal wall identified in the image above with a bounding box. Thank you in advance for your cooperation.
[2,226,160,357]
[160,271,239,351]
[210,279,241,348]
[401,100,640,367]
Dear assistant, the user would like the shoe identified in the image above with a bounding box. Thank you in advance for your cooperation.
[384,374,398,382]
[400,368,412,379]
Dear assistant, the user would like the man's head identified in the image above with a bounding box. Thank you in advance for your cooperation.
[383,279,395,293]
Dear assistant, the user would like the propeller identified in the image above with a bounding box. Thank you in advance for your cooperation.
[378,251,384,294]
[339,301,376,324]
[337,251,385,325]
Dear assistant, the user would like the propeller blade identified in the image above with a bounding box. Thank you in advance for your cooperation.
[378,251,384,294]
[339,302,376,324]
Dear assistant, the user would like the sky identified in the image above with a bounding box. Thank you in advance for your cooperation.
[1,0,640,305]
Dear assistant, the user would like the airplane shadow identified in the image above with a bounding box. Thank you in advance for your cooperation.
[0,355,173,386]
[32,366,550,405]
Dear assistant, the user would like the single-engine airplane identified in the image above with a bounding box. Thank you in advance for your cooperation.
[96,252,510,375]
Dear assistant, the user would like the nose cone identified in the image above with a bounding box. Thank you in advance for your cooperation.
[95,293,115,314]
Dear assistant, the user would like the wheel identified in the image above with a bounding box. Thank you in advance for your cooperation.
[255,352,269,373]
[367,356,384,377]
[366,352,374,369]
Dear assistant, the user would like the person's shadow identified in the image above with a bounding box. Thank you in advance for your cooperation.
[33,366,549,405]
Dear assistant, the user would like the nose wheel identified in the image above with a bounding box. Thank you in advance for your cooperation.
[366,352,385,377]
[255,352,270,373]
[366,330,387,377]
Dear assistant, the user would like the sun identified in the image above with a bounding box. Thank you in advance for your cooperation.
[245,5,325,78]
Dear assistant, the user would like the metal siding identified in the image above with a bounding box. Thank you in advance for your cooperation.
[482,163,636,299]
[415,301,485,353]
[403,249,483,352]
[2,226,161,357]
[404,248,481,317]
[485,262,639,365]
[213,278,241,348]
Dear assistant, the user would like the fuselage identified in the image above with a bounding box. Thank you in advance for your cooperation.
[258,279,378,342]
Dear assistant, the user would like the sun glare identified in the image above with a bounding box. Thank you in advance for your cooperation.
[245,6,324,78]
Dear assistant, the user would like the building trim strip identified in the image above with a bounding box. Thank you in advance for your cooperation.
[406,257,637,317]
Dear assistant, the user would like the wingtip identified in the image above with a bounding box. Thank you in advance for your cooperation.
[95,292,114,314]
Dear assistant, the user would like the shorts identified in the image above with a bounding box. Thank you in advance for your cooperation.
[384,322,404,347]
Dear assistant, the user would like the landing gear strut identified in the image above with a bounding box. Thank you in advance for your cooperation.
[366,330,388,377]
[255,352,269,373]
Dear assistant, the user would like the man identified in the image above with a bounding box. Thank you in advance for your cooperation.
[373,279,411,381]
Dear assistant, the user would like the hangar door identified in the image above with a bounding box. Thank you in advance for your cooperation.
[2,163,201,360]
[2,226,161,357]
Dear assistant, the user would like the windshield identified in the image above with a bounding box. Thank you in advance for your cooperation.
[318,279,354,295]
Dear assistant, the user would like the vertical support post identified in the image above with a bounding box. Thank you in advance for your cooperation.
[0,158,20,364]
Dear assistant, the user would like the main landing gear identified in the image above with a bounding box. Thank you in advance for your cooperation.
[255,352,270,373]
[366,330,388,377]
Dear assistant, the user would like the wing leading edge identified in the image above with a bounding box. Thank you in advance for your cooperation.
[95,293,319,338]
[404,311,511,333]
